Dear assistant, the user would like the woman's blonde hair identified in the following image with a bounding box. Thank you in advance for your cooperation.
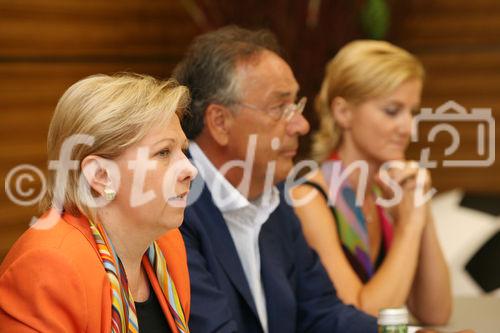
[41,73,189,219]
[311,40,425,162]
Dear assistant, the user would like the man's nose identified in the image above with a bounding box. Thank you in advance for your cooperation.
[286,113,310,137]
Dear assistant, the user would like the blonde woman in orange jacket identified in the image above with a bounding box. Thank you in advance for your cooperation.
[0,74,197,333]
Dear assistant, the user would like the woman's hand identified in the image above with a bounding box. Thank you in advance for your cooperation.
[377,160,432,233]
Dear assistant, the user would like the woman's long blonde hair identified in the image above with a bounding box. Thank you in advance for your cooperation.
[311,40,424,162]
[41,73,189,219]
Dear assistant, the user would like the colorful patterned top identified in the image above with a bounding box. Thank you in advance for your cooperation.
[305,153,394,283]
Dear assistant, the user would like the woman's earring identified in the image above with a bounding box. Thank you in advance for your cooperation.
[103,187,116,201]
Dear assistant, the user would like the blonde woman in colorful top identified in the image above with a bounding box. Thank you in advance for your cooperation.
[291,40,451,325]
[0,74,197,333]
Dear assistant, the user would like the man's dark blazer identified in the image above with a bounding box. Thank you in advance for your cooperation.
[181,177,377,333]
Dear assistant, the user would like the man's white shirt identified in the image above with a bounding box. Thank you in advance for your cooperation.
[189,142,280,333]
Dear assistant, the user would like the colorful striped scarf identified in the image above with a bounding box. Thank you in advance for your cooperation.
[321,154,394,281]
[89,221,189,333]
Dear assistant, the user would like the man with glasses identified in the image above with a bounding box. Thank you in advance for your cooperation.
[173,25,376,333]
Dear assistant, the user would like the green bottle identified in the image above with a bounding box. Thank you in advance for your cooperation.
[378,307,408,333]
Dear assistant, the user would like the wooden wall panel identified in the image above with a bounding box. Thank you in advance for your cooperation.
[0,1,199,260]
[391,0,500,194]
[393,0,500,50]
[0,0,197,58]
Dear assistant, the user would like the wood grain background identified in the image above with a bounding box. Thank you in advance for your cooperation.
[0,0,200,258]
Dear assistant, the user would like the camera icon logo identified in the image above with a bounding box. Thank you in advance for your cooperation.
[411,100,495,168]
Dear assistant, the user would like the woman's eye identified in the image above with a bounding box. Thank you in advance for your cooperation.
[156,148,171,158]
[383,107,400,116]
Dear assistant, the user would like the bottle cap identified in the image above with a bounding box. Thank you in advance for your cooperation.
[378,307,409,326]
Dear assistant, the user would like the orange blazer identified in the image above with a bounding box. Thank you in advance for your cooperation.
[0,212,190,333]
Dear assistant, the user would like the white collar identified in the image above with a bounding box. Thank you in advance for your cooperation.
[189,141,279,214]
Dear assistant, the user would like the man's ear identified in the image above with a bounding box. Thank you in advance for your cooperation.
[204,103,234,146]
[81,155,112,197]
[331,96,353,130]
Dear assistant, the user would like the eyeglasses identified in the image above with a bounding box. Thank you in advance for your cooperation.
[236,96,307,122]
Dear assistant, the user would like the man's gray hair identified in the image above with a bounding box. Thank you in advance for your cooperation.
[173,25,282,139]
